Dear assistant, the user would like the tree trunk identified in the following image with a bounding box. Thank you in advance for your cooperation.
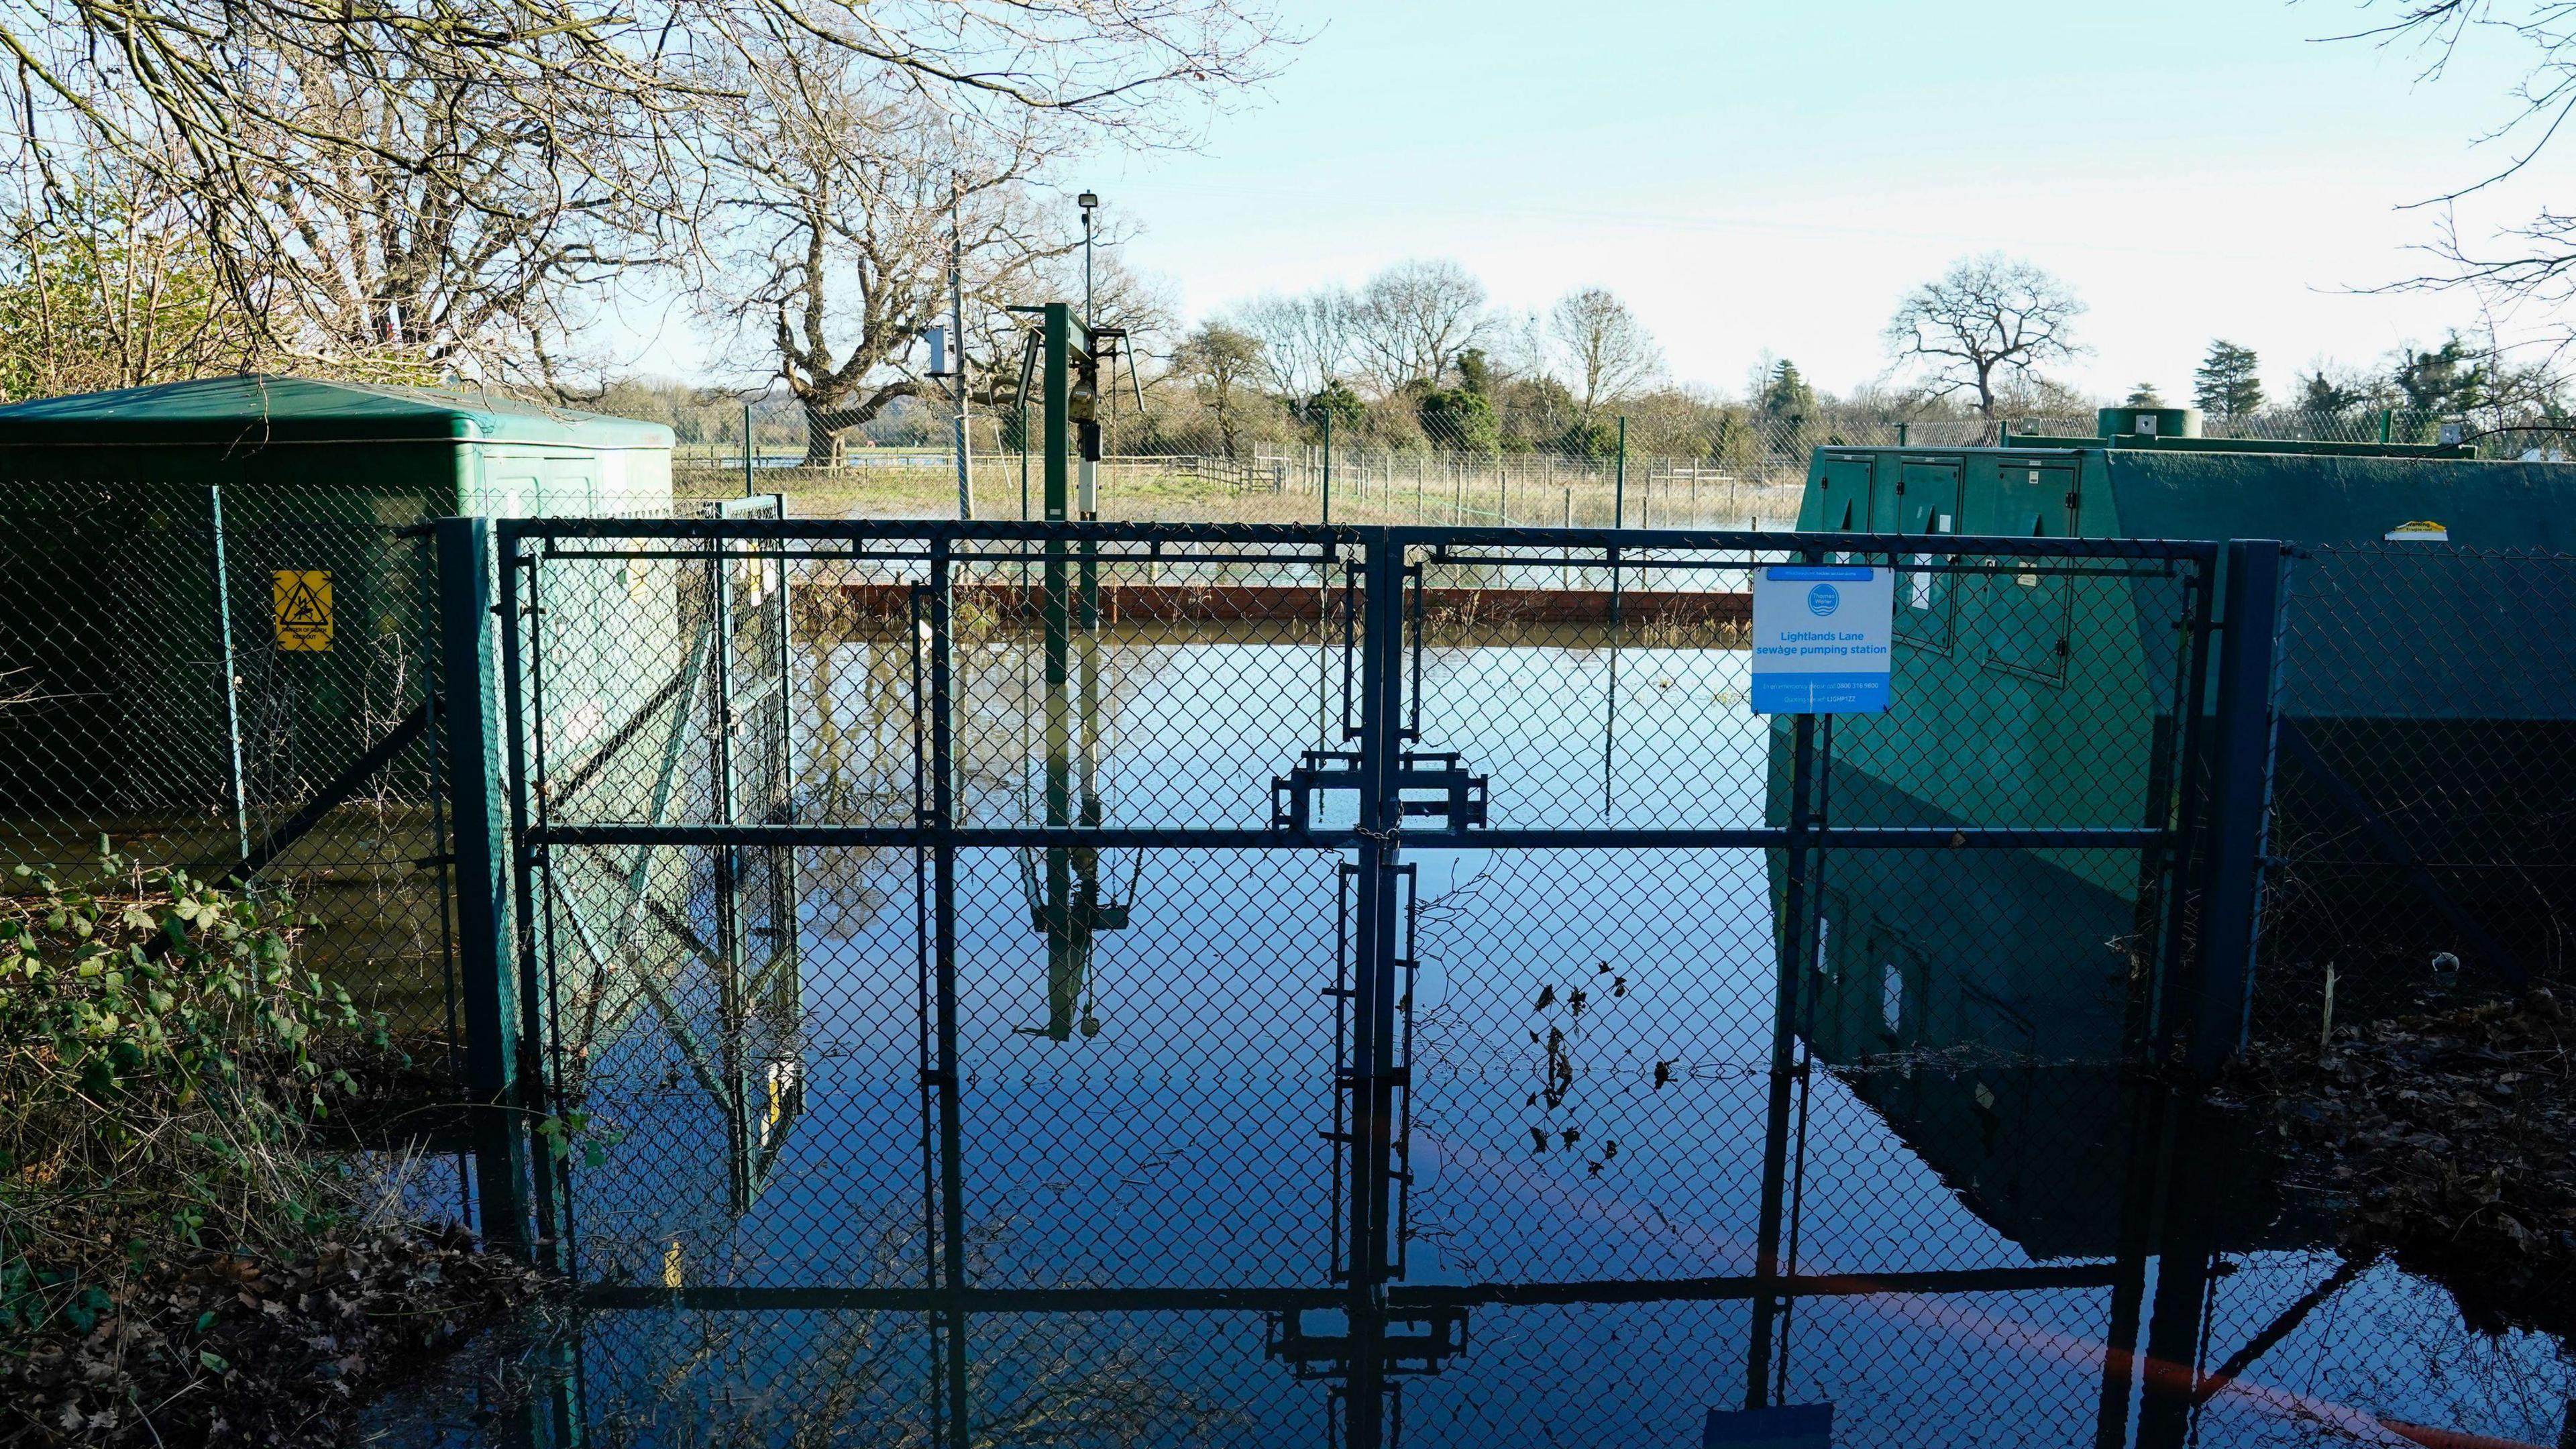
[801,398,836,467]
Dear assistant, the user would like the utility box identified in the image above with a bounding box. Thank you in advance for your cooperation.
[0,379,674,1032]
[2095,405,2200,439]
[0,374,674,822]
[1782,413,2576,1083]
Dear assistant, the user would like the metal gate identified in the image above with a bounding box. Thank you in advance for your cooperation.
[451,519,2279,1448]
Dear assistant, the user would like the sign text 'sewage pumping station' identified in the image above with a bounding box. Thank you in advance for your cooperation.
[1749,565,1893,714]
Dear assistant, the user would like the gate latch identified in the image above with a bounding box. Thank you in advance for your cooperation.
[1271,749,1489,836]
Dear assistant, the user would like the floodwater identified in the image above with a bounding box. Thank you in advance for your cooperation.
[371,634,2576,1449]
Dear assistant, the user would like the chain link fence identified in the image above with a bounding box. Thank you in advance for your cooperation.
[0,478,687,1087]
[2251,542,2576,1047]
[0,481,465,1071]
[472,517,2271,1446]
[651,387,2509,525]
[10,451,2575,1444]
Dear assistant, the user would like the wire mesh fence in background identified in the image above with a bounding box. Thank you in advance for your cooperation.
[0,481,464,1067]
[0,480,685,1083]
[651,393,2520,524]
[2251,543,2576,1047]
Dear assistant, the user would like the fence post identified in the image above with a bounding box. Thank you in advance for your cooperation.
[208,486,250,862]
[1613,417,1627,527]
[1321,409,1332,525]
[1342,531,1408,1449]
[741,400,755,496]
[1609,417,1627,626]
[2188,539,2287,1076]
[925,533,971,1449]
[1561,487,1573,589]
[1749,545,1824,1405]
[435,516,532,1258]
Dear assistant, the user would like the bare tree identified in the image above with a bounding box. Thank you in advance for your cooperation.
[2329,5,2576,345]
[1883,253,2087,422]
[1546,286,1662,422]
[1352,259,1488,392]
[1236,286,1355,400]
[698,31,1073,460]
[0,0,1299,388]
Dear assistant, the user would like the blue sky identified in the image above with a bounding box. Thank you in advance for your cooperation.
[616,0,2557,402]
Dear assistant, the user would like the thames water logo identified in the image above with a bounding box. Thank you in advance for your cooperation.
[1807,584,1841,617]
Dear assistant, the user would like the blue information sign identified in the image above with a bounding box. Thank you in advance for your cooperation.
[1749,564,1893,714]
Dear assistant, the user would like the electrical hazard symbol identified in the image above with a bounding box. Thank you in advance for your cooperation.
[272,570,333,651]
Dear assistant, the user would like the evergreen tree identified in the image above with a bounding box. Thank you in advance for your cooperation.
[1417,386,1499,452]
[2300,370,2371,415]
[1301,382,1365,437]
[2392,335,2489,415]
[2192,340,2264,417]
[1759,359,1815,427]
[2124,383,2164,407]
[1454,346,1494,395]
[1552,417,1619,460]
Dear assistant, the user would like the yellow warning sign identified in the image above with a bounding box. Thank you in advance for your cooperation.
[272,570,333,651]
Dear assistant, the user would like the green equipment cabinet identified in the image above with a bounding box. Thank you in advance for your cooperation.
[1778,410,2576,1076]
[0,376,674,1036]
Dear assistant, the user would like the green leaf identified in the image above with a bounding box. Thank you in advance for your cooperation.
[62,1285,110,1333]
[199,1350,229,1374]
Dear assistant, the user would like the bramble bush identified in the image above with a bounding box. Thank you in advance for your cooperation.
[0,847,386,1336]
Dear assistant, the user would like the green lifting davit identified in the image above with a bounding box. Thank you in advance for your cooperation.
[1010,301,1137,1040]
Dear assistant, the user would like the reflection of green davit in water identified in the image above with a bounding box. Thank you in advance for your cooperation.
[1015,301,1134,1041]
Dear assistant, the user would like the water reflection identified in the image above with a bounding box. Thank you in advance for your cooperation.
[378,1068,2576,1448]
[379,631,2575,1448]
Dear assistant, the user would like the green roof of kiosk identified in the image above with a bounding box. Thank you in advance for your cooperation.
[0,374,672,449]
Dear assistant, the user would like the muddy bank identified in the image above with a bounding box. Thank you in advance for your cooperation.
[2228,989,2576,1335]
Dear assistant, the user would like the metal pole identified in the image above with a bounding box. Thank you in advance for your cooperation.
[1609,417,1627,625]
[1040,303,1081,1040]
[1074,318,1103,1026]
[742,400,755,496]
[926,535,971,1449]
[1613,416,1627,527]
[951,179,973,521]
[1320,407,1333,524]
[208,486,249,861]
[1749,572,1821,1404]
[706,529,748,1207]
[2135,1093,2221,1449]
[434,518,531,1259]
[1077,196,1099,525]
[491,523,564,1269]
[1345,533,1407,1449]
[2186,540,2286,1075]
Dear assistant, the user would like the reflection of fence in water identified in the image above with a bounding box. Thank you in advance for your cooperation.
[492,521,2576,1449]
